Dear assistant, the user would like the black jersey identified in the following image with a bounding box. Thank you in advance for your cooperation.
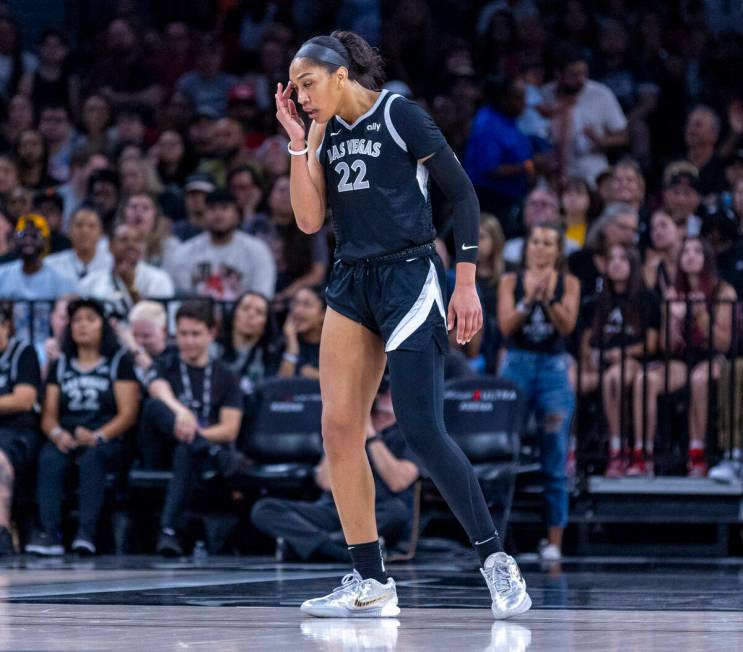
[317,90,447,261]
[585,290,661,351]
[0,338,41,430]
[153,356,242,427]
[49,349,136,432]
[506,273,567,354]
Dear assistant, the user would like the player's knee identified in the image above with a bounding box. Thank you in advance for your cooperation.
[321,412,363,457]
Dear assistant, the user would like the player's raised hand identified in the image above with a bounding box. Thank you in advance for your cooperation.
[275,81,306,145]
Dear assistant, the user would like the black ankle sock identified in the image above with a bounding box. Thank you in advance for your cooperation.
[473,532,504,566]
[348,539,387,583]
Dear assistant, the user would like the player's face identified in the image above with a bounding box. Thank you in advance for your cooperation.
[289,59,343,124]
[176,317,213,363]
[70,308,103,350]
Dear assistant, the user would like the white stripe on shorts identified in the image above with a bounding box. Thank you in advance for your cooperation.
[385,260,446,352]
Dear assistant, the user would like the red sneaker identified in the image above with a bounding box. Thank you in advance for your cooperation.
[605,451,625,478]
[688,448,708,477]
[625,449,646,476]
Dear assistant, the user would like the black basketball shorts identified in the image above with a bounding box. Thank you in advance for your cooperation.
[325,242,450,353]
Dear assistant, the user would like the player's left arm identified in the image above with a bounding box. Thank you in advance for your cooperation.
[423,146,483,345]
[390,97,483,345]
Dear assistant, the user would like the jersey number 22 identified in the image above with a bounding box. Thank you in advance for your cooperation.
[335,160,369,192]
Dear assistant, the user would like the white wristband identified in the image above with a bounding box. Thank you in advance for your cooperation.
[287,141,309,156]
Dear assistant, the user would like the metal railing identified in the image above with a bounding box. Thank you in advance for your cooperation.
[6,296,742,475]
[573,298,742,474]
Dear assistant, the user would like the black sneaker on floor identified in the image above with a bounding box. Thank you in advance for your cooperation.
[25,530,64,556]
[156,529,183,557]
[0,526,15,556]
[71,532,96,556]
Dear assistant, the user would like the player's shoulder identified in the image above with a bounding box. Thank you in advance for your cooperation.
[386,92,422,117]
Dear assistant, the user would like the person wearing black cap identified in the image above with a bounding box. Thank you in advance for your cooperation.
[166,188,276,300]
[0,303,42,556]
[172,173,216,242]
[662,162,703,236]
[25,298,139,556]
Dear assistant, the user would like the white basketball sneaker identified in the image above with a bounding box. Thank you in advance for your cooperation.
[481,552,532,619]
[300,570,400,618]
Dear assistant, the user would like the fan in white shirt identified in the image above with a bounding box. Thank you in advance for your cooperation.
[45,205,112,283]
[79,223,174,318]
[541,46,628,186]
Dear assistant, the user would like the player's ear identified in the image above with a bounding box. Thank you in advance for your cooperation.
[336,67,347,88]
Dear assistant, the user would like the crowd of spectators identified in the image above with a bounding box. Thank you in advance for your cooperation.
[0,1,742,559]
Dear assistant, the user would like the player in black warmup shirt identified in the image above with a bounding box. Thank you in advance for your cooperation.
[0,305,42,556]
[140,301,243,556]
[275,30,530,619]
[26,299,139,556]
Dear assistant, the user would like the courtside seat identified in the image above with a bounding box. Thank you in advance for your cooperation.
[238,377,324,491]
[127,469,173,490]
[442,376,524,534]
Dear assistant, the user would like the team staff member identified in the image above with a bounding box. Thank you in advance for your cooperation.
[276,30,530,619]
[140,301,242,556]
[0,305,42,556]
[26,299,139,556]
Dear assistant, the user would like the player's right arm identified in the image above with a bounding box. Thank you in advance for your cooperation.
[275,81,326,234]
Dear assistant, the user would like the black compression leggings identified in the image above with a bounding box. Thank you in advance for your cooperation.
[387,339,496,543]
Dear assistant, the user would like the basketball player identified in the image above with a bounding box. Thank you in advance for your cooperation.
[275,31,531,619]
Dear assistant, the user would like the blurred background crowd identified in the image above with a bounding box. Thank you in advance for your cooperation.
[0,0,742,559]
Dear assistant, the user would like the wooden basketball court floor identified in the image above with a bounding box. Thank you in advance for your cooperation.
[1,554,742,650]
